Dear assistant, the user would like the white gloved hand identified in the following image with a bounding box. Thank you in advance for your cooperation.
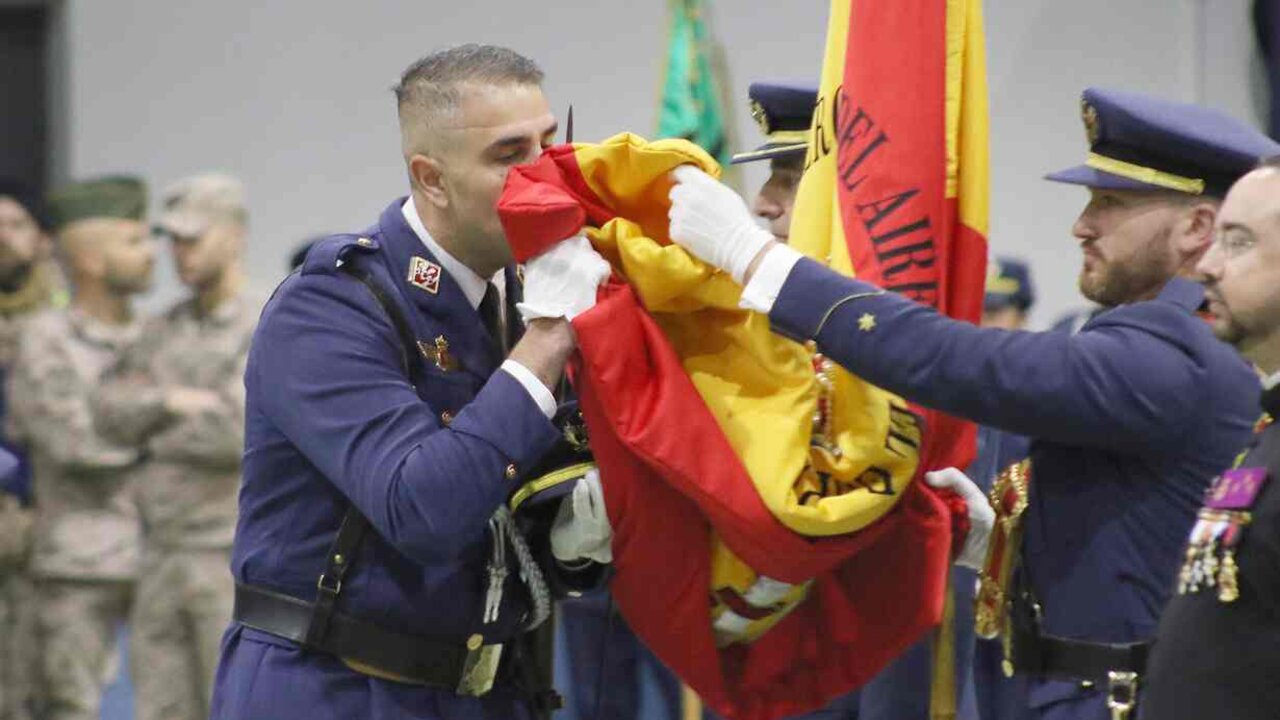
[516,235,611,323]
[925,467,995,571]
[667,165,776,283]
[550,468,613,564]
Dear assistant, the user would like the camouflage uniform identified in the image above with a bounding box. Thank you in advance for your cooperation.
[7,307,142,720]
[93,293,258,720]
[0,261,65,720]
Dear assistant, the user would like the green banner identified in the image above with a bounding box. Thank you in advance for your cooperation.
[657,0,728,164]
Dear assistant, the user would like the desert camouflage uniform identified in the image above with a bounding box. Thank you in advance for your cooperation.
[7,306,141,720]
[0,262,65,720]
[93,293,258,720]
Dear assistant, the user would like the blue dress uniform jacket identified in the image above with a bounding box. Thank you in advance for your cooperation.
[767,258,1259,718]
[209,200,563,720]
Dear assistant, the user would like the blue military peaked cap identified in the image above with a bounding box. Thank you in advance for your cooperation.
[731,82,818,165]
[1046,87,1280,197]
[984,256,1035,312]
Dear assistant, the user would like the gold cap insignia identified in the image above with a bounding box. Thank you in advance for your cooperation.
[749,98,772,136]
[1081,99,1101,146]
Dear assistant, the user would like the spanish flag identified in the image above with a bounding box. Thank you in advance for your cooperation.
[793,0,989,477]
[498,3,987,717]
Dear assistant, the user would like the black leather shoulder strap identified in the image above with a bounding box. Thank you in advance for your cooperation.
[340,263,427,390]
[303,505,370,648]
[300,261,425,648]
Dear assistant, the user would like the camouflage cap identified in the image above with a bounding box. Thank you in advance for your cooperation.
[157,173,246,237]
[46,175,147,231]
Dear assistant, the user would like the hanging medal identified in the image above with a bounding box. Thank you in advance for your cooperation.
[1187,515,1218,594]
[1217,514,1248,603]
[1200,517,1228,589]
[1177,515,1205,595]
[1201,466,1269,603]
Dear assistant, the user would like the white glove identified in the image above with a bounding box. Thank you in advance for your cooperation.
[925,467,995,571]
[549,468,613,564]
[516,235,611,323]
[667,165,775,283]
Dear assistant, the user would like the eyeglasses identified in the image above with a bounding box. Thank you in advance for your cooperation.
[1213,229,1258,259]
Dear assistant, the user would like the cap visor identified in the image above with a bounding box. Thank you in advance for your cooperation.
[156,210,205,237]
[983,296,1021,312]
[730,142,807,165]
[1043,164,1163,192]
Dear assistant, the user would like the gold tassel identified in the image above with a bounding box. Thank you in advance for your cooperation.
[682,683,703,720]
[929,581,958,720]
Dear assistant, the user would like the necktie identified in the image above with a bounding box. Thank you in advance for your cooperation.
[478,282,504,353]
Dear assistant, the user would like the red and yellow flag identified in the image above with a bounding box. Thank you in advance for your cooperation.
[502,133,960,720]
[497,2,988,717]
[794,0,989,475]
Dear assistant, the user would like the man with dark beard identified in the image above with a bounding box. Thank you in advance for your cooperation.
[1138,157,1280,720]
[665,88,1276,720]
[0,179,64,720]
[92,173,258,720]
[8,176,155,720]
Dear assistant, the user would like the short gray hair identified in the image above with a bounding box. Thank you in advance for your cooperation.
[395,44,544,155]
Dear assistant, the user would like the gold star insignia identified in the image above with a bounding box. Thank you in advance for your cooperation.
[858,313,877,332]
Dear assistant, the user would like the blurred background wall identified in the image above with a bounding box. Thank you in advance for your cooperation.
[4,0,1268,326]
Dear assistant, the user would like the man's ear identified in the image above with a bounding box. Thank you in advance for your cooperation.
[57,224,104,280]
[410,154,448,209]
[76,243,106,281]
[1178,200,1218,261]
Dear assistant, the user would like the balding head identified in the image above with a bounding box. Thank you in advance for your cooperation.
[395,44,544,159]
[1197,157,1280,370]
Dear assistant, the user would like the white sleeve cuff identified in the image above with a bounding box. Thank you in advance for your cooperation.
[500,359,557,419]
[738,244,804,314]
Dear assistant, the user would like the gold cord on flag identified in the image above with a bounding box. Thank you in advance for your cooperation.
[929,586,957,720]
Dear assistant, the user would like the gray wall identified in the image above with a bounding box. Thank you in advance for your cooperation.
[54,0,1264,325]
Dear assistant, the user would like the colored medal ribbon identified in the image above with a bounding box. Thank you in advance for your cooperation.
[1177,467,1268,603]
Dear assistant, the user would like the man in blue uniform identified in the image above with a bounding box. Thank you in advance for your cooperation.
[666,88,1274,720]
[740,82,815,245]
[859,257,1039,720]
[209,44,612,720]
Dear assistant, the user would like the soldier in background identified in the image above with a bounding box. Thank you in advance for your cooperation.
[92,173,257,720]
[0,178,65,720]
[7,176,154,720]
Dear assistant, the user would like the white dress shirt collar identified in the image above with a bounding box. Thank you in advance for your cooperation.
[1264,370,1280,391]
[401,198,489,310]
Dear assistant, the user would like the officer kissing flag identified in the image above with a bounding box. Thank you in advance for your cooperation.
[497,1,988,718]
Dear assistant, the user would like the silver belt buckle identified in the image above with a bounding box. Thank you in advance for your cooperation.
[456,633,503,697]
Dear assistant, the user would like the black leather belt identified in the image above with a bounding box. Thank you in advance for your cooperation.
[233,583,507,690]
[1010,594,1151,684]
[1018,628,1150,684]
